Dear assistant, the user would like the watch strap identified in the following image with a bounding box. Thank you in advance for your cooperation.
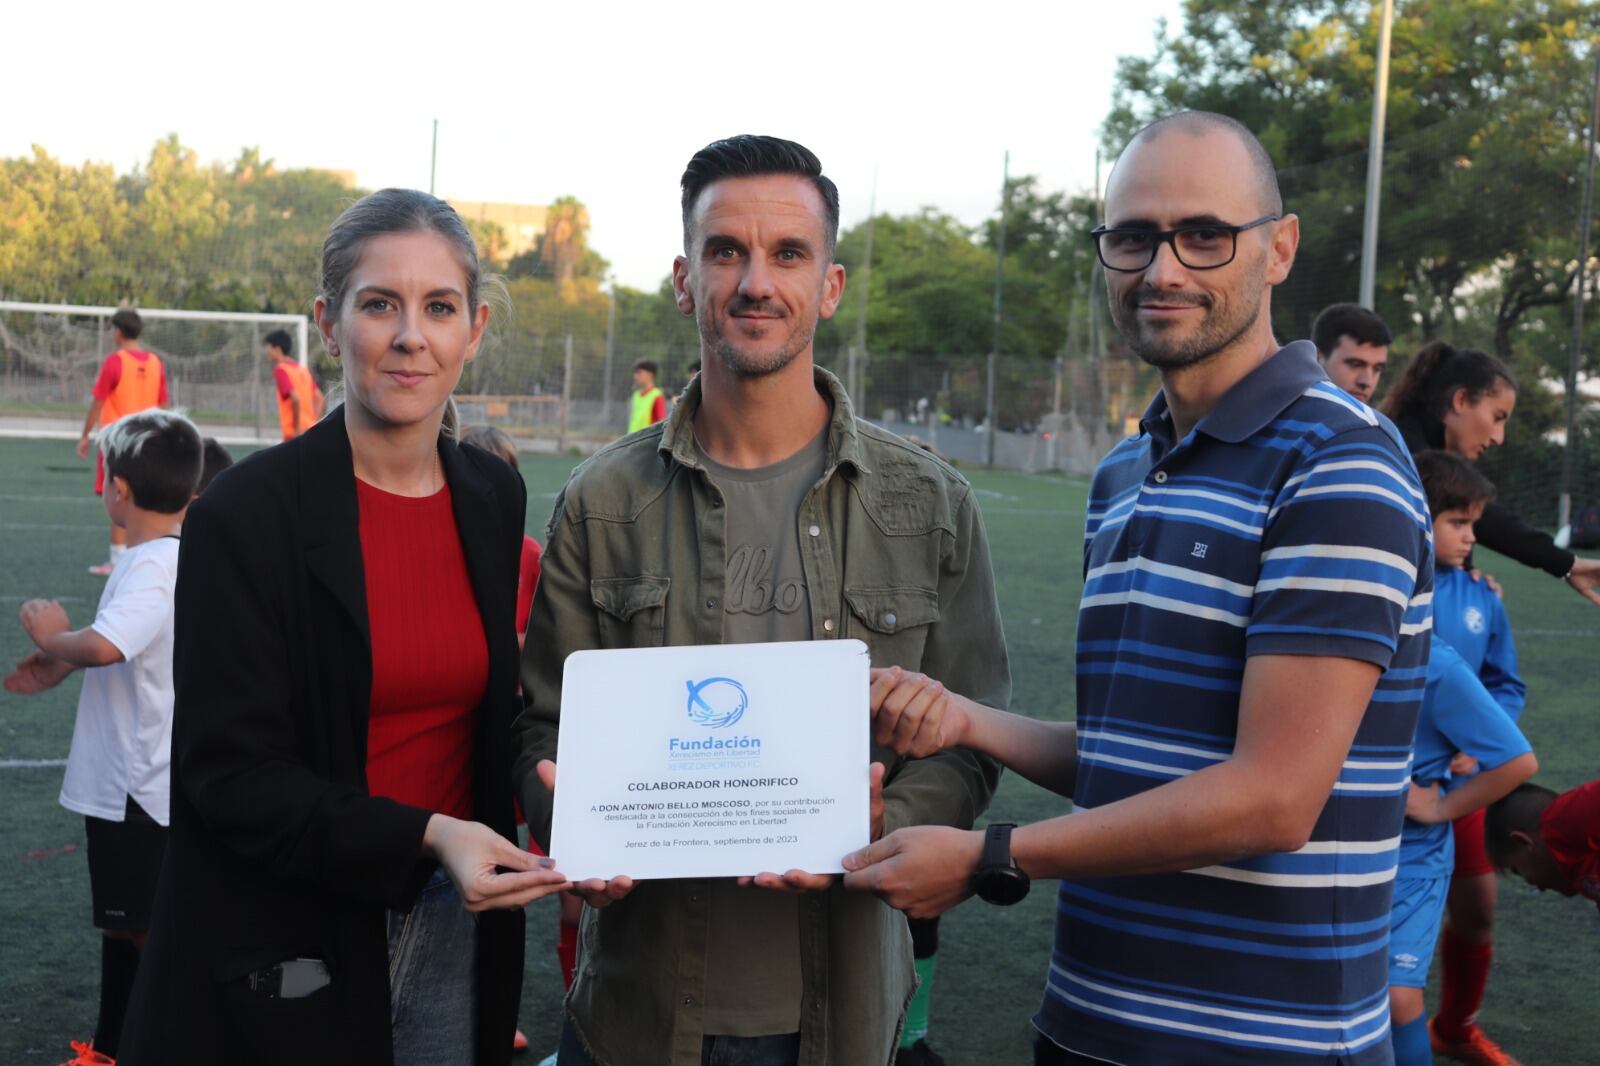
[981,823,1017,870]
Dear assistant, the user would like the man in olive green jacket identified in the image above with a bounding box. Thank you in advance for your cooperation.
[514,134,1010,1066]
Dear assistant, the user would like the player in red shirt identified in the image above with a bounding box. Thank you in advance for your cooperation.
[77,309,169,576]
[264,329,324,441]
[1487,780,1600,910]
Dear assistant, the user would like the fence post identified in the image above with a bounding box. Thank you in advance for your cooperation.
[601,287,616,430]
[251,324,262,441]
[1560,47,1600,533]
[1048,355,1063,470]
[559,332,574,452]
[94,316,107,405]
[987,151,1009,469]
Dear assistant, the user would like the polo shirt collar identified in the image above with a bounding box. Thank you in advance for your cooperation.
[1139,340,1327,447]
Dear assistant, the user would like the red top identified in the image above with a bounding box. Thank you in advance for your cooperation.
[273,363,295,398]
[516,535,543,637]
[93,348,169,403]
[1543,779,1600,910]
[357,479,488,821]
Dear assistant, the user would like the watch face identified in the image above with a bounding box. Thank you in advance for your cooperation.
[978,867,1030,906]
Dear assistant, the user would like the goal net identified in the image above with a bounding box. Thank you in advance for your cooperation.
[0,301,313,439]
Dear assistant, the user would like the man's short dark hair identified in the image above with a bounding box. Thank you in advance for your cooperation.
[99,409,203,513]
[1414,450,1495,518]
[680,135,840,257]
[198,438,234,495]
[264,328,293,355]
[1485,782,1558,868]
[1126,111,1283,217]
[633,360,659,377]
[111,308,143,341]
[1312,304,1392,357]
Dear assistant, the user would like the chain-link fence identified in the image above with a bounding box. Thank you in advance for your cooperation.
[0,303,312,439]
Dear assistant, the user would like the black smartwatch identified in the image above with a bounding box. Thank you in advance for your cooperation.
[973,823,1030,905]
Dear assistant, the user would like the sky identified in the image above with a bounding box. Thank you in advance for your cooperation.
[4,0,1184,291]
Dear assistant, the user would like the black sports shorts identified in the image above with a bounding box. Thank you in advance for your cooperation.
[84,796,167,932]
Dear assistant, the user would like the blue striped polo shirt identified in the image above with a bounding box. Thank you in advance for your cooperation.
[1036,341,1433,1065]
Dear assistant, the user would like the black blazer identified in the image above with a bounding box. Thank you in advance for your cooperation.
[121,411,527,1066]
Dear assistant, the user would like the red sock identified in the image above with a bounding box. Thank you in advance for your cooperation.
[557,922,579,989]
[1434,928,1492,1041]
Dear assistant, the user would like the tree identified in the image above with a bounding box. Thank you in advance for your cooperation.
[979,177,1101,359]
[117,134,232,308]
[1104,0,1600,373]
[211,148,364,314]
[507,196,609,303]
[826,208,996,357]
[0,146,128,305]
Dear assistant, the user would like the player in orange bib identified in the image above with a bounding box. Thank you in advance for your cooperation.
[77,309,169,576]
[264,329,324,441]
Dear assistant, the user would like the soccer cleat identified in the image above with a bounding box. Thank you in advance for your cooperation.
[88,561,115,576]
[512,1027,529,1053]
[895,1039,948,1066]
[58,1040,115,1065]
[1428,1018,1522,1066]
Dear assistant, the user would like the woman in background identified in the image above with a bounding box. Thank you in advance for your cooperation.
[1382,340,1600,604]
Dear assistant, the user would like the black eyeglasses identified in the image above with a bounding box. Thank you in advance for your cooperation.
[1089,215,1279,272]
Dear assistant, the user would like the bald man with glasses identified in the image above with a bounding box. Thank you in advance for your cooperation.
[845,112,1434,1066]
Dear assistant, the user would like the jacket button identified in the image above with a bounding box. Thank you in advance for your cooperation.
[883,612,897,627]
[823,619,835,632]
[808,524,821,537]
[1153,470,1168,483]
[707,598,718,610]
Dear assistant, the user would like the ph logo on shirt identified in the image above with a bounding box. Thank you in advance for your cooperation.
[1464,606,1486,634]
[686,677,749,729]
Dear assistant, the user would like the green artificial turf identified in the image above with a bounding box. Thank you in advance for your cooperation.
[1,438,1593,1062]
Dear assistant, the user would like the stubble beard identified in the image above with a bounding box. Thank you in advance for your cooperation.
[698,304,816,380]
[1112,257,1267,372]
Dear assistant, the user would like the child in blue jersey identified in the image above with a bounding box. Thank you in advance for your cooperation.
[1412,451,1528,1063]
[1386,455,1539,1066]
[1421,452,1524,717]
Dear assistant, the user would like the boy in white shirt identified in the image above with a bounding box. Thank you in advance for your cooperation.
[6,409,202,1065]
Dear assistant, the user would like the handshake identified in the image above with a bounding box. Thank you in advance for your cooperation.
[869,665,977,758]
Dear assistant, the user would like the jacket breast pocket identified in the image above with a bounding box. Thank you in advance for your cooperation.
[591,575,670,649]
[844,585,940,668]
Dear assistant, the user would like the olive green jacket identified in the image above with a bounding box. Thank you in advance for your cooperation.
[514,367,1011,1066]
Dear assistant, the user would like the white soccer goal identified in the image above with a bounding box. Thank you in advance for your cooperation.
[0,301,313,440]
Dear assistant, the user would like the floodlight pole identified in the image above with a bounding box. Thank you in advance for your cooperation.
[987,150,1008,469]
[430,119,439,196]
[1358,0,1395,310]
[1559,47,1600,532]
